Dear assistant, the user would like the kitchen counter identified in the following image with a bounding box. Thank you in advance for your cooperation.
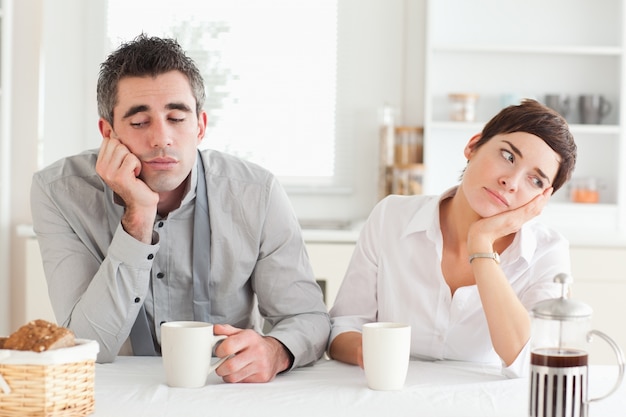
[17,221,626,247]
[301,222,626,248]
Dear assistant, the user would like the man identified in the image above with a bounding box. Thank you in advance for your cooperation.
[30,34,330,383]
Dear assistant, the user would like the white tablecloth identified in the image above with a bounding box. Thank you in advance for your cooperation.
[94,357,625,417]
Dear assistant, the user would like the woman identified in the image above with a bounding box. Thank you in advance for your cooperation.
[328,99,577,378]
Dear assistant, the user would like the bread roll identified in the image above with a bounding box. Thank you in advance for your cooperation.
[4,319,75,352]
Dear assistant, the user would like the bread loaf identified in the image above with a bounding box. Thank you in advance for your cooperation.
[3,319,75,352]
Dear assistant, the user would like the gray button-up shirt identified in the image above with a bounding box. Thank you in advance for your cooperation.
[31,148,330,366]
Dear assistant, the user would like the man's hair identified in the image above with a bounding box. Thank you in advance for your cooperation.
[96,33,206,125]
[472,99,577,193]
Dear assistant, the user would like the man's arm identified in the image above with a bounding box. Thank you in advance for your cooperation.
[207,173,330,381]
[250,178,331,369]
[195,152,330,382]
[30,158,156,363]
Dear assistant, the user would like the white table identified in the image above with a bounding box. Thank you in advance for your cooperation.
[94,357,625,417]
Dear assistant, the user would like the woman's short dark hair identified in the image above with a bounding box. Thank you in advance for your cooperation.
[96,33,206,125]
[472,99,577,193]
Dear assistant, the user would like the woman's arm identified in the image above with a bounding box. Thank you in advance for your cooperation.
[467,189,552,365]
[469,256,530,365]
[328,331,363,367]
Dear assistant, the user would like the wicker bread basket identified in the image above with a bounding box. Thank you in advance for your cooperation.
[0,339,99,417]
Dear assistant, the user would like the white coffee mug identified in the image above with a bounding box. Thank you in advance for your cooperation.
[161,321,228,388]
[362,322,411,390]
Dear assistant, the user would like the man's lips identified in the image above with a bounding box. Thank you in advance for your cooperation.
[144,157,178,170]
[485,188,509,207]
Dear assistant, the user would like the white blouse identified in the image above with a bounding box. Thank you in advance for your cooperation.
[329,188,571,378]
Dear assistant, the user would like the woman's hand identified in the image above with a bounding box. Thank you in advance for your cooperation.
[468,187,552,253]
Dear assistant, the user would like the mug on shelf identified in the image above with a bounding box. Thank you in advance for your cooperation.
[578,94,612,124]
[544,94,571,118]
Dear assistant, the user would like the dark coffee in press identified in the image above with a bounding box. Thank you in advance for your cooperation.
[529,348,589,417]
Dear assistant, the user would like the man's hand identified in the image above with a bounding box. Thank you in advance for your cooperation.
[213,324,293,383]
[96,136,159,243]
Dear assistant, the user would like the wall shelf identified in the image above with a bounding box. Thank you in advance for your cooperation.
[432,45,623,56]
[428,121,620,135]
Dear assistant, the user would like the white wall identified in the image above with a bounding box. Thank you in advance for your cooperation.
[3,0,44,335]
[39,0,107,168]
[2,0,107,333]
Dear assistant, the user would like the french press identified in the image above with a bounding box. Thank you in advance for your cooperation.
[529,273,624,417]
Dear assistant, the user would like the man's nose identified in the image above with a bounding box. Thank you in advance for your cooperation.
[149,120,173,148]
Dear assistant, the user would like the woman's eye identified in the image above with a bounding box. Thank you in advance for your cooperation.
[501,149,514,163]
[531,177,544,188]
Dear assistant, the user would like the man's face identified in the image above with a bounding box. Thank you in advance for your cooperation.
[108,70,206,193]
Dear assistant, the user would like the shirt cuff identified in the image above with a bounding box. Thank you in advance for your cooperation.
[501,340,530,379]
[108,223,160,270]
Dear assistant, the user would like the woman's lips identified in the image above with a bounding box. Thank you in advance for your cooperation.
[485,188,509,207]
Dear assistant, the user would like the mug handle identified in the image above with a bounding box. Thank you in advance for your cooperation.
[587,329,625,402]
[601,97,612,117]
[208,334,229,373]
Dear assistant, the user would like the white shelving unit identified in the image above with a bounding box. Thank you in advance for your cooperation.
[423,0,625,239]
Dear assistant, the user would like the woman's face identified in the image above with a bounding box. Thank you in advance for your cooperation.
[461,132,561,218]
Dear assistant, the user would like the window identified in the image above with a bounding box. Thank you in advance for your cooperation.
[106,0,341,188]
[39,1,406,223]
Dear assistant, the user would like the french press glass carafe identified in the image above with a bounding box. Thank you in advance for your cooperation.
[529,273,624,417]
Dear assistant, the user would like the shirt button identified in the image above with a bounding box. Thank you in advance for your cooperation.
[134,297,141,303]
[156,272,164,279]
[147,254,154,260]
[158,221,164,228]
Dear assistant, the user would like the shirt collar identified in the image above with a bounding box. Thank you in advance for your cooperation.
[403,186,457,238]
[179,158,198,207]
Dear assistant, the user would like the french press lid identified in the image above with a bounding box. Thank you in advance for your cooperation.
[532,273,593,321]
